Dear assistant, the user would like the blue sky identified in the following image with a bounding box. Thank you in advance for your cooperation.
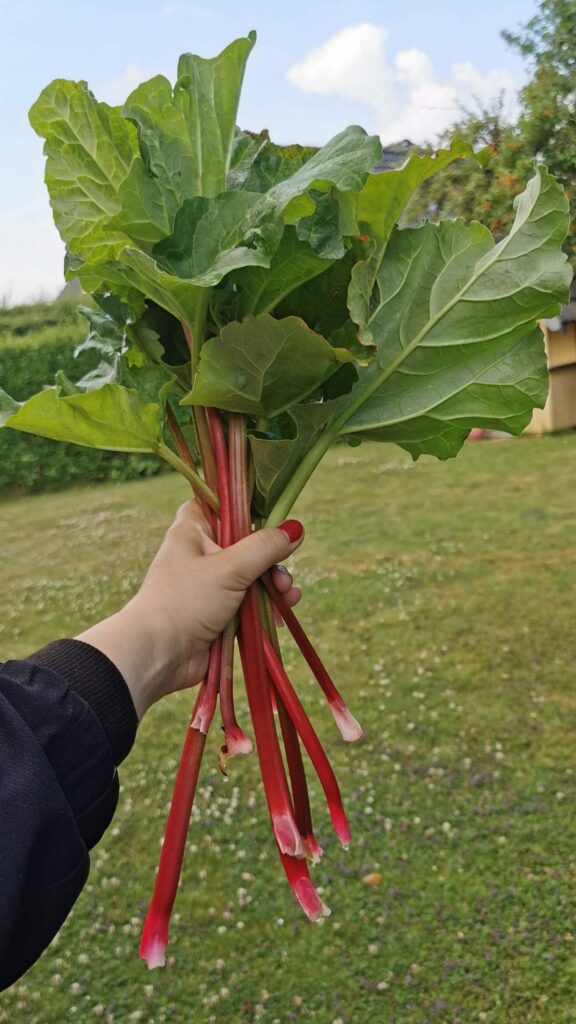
[0,0,537,304]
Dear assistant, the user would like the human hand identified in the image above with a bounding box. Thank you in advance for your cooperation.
[76,501,304,719]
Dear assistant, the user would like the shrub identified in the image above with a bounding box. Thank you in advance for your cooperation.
[0,303,166,494]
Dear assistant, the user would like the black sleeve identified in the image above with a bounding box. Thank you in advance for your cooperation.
[0,639,138,991]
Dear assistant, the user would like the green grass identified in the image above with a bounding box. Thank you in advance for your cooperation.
[1,432,576,1024]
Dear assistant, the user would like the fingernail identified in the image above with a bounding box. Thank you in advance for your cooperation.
[278,519,304,544]
[274,563,290,574]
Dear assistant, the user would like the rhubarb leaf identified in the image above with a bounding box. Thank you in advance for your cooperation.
[348,139,492,335]
[183,314,351,417]
[250,402,336,515]
[335,167,571,458]
[276,245,364,335]
[152,192,283,282]
[29,80,137,263]
[267,126,382,218]
[112,34,256,247]
[227,129,270,190]
[232,227,332,317]
[0,384,163,453]
[242,140,317,194]
[295,191,346,259]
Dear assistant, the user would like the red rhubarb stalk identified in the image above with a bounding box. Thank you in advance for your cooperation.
[238,590,303,856]
[279,850,331,922]
[229,413,303,858]
[263,633,351,848]
[206,408,252,759]
[206,407,232,548]
[262,575,363,742]
[219,619,252,761]
[140,692,208,969]
[275,687,323,864]
[190,635,223,734]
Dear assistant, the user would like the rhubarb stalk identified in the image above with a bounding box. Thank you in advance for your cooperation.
[229,413,303,858]
[140,694,208,969]
[262,574,363,742]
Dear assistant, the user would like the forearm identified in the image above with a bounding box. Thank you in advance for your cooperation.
[0,647,135,989]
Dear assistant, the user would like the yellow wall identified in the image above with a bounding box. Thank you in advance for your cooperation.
[525,324,576,434]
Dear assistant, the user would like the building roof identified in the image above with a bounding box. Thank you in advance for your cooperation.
[373,140,414,172]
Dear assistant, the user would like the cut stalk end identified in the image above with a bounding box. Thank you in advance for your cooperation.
[139,914,168,970]
[302,834,324,864]
[292,876,331,922]
[224,725,253,756]
[330,804,352,848]
[330,700,363,742]
[273,812,305,858]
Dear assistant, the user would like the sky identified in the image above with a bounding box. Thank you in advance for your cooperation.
[0,0,538,305]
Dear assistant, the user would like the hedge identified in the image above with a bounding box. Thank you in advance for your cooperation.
[0,302,166,495]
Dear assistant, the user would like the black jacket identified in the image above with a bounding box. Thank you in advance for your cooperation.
[0,639,138,990]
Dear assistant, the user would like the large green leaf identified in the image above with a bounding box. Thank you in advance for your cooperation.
[275,244,366,336]
[227,129,270,190]
[111,34,256,247]
[176,33,256,196]
[29,80,137,263]
[348,139,492,334]
[334,167,571,458]
[242,139,317,194]
[152,191,283,282]
[268,126,382,220]
[231,227,332,316]
[183,314,350,417]
[249,402,336,515]
[0,384,162,453]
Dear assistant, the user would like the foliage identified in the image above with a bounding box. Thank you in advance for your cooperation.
[407,0,576,264]
[0,299,85,340]
[0,305,165,494]
[0,33,568,522]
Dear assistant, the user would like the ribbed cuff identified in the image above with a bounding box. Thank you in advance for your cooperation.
[27,639,138,765]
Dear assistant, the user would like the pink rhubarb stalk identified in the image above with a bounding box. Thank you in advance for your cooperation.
[190,635,222,734]
[262,574,363,742]
[140,691,208,969]
[263,633,351,849]
[279,851,331,922]
[229,413,303,858]
[219,619,252,763]
[275,687,323,863]
[206,407,232,548]
[206,408,253,759]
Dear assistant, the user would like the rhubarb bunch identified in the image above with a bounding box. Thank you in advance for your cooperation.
[1,30,570,968]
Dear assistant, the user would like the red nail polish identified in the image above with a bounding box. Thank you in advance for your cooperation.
[278,519,304,544]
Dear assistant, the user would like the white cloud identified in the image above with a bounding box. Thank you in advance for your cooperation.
[288,23,520,145]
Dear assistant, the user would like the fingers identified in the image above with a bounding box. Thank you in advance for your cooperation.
[168,499,217,553]
[270,567,302,609]
[215,520,304,590]
[173,499,207,528]
[284,585,302,607]
[270,564,293,593]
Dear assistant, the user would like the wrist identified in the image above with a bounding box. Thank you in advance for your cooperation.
[76,600,179,720]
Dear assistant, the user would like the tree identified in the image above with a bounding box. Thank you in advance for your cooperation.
[409,0,576,263]
[503,0,576,191]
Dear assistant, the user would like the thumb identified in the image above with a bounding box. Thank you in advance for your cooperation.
[217,520,304,590]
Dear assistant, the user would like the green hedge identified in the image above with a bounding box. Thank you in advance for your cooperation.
[0,302,166,495]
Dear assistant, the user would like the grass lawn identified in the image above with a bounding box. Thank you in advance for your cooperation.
[1,432,576,1024]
